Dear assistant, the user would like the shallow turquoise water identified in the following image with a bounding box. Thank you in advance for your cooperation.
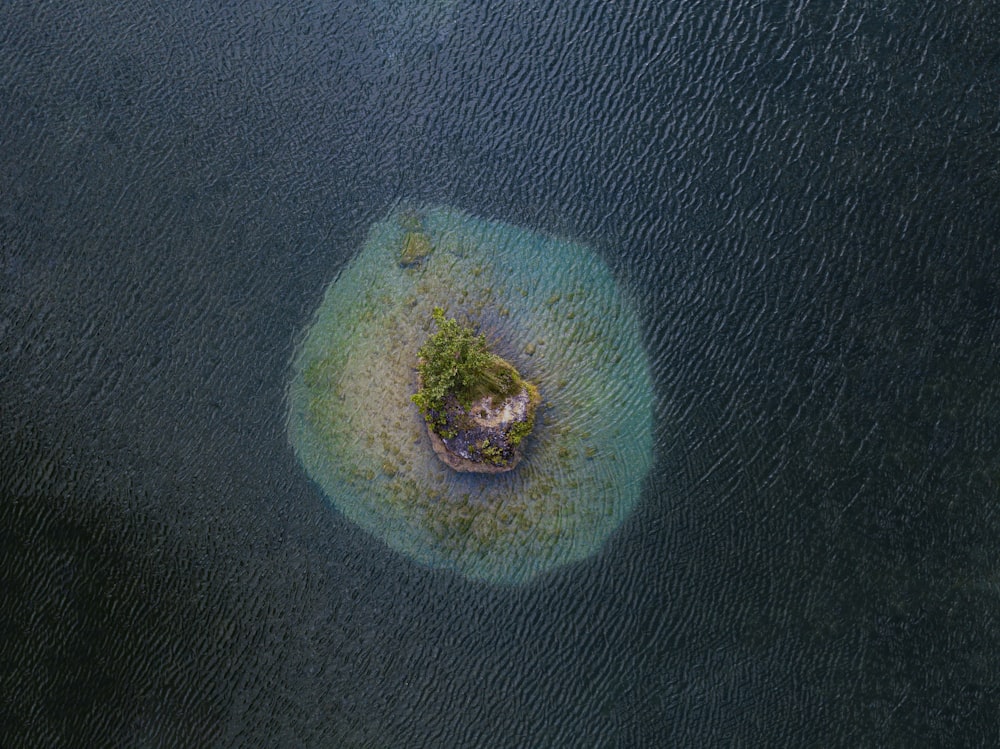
[288,206,653,584]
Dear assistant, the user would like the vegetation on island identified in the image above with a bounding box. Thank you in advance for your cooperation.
[411,308,523,426]
[411,308,542,472]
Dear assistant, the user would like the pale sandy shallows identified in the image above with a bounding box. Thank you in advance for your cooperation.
[287,206,653,585]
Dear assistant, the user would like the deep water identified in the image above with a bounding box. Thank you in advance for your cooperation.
[2,0,999,745]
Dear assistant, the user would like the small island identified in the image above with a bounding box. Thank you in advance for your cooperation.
[288,206,654,583]
[412,308,540,473]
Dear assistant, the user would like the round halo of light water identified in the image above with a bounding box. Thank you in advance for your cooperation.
[287,205,654,584]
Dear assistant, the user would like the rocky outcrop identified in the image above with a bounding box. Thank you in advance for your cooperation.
[399,230,432,266]
[425,385,540,473]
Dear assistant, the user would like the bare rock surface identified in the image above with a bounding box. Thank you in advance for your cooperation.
[426,387,539,473]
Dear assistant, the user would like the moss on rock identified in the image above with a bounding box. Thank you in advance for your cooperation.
[400,231,432,266]
[413,308,540,473]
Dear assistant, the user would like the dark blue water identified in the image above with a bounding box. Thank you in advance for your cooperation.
[2,0,998,745]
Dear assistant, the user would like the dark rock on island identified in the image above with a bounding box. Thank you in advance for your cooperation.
[425,384,541,474]
[411,307,540,473]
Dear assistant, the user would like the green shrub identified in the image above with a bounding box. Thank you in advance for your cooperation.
[412,308,521,419]
[479,438,506,466]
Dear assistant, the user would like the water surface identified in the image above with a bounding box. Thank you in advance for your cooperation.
[2,0,998,745]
